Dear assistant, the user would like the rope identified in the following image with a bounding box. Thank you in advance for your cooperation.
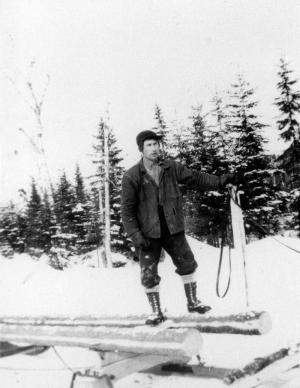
[52,346,79,388]
[215,187,249,304]
[52,347,104,388]
[216,227,232,298]
[51,346,75,373]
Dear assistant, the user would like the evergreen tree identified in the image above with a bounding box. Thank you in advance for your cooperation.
[178,105,227,243]
[25,179,44,250]
[275,58,300,142]
[227,75,281,236]
[0,203,26,255]
[73,164,91,252]
[168,118,189,162]
[152,104,169,156]
[40,191,54,250]
[50,171,77,259]
[75,164,87,204]
[53,171,76,236]
[92,118,128,254]
[210,94,233,172]
[185,105,209,169]
[85,184,103,248]
[275,59,300,234]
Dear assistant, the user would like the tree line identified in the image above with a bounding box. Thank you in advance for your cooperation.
[0,58,299,266]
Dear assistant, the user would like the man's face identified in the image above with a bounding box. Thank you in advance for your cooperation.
[142,139,160,161]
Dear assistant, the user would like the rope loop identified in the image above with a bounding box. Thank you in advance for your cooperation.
[216,227,232,298]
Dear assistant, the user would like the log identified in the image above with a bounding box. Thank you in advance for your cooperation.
[223,343,300,386]
[0,311,272,335]
[0,322,202,360]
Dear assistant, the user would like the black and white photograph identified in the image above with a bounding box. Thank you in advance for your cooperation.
[1,1,300,387]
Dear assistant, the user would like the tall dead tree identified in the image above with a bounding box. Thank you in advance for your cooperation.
[18,73,54,201]
[93,117,113,268]
[103,120,112,268]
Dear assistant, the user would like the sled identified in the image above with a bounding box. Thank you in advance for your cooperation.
[0,309,272,387]
[145,343,300,387]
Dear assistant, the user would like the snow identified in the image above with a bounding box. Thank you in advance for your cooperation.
[0,235,300,387]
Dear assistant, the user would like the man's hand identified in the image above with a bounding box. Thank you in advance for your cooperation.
[131,232,151,250]
[220,173,242,188]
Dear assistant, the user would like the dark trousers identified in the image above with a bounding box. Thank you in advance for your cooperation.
[138,207,198,288]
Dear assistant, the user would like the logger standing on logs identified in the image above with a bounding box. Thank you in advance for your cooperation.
[121,130,236,325]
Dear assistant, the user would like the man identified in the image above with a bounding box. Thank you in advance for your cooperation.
[121,130,235,325]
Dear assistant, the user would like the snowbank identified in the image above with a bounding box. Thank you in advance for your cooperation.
[0,236,299,319]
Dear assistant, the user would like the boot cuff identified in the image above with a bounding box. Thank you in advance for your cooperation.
[144,285,160,293]
[181,272,197,284]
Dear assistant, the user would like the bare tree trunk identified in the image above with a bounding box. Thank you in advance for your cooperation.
[97,185,105,268]
[26,78,54,201]
[104,122,112,268]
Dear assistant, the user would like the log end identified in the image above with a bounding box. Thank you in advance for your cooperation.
[182,329,203,358]
[259,311,272,335]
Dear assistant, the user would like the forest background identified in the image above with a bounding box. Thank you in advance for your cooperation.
[1,1,300,268]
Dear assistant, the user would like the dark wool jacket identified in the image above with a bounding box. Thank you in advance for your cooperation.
[121,158,228,239]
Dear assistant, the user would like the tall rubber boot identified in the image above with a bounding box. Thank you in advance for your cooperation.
[181,274,211,314]
[145,289,166,326]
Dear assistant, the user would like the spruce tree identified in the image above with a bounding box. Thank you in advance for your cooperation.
[227,75,281,236]
[275,59,300,233]
[25,179,44,250]
[210,94,233,172]
[73,164,91,252]
[92,118,128,254]
[186,105,209,169]
[0,203,26,255]
[152,104,169,156]
[53,171,77,240]
[168,118,188,162]
[275,58,300,142]
[40,191,54,250]
[49,171,77,263]
[75,164,87,204]
[177,105,226,243]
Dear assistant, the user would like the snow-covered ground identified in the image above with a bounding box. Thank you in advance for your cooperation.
[0,235,300,387]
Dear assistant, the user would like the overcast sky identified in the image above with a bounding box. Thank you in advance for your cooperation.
[1,0,300,203]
